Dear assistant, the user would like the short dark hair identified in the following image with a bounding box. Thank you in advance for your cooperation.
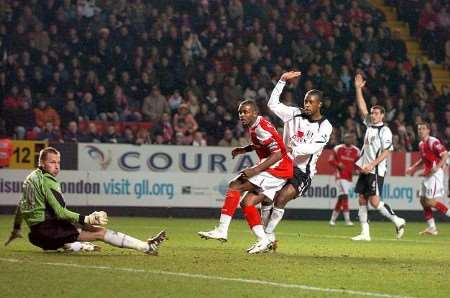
[39,147,60,166]
[371,105,385,114]
[417,122,430,129]
[305,89,323,102]
[239,99,258,112]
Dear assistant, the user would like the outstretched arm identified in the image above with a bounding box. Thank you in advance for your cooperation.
[267,71,302,122]
[354,74,368,118]
[5,206,23,246]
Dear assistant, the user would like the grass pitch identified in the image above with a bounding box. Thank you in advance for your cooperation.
[1,215,449,298]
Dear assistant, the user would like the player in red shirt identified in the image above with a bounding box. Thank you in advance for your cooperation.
[329,133,360,226]
[198,100,293,253]
[406,123,449,235]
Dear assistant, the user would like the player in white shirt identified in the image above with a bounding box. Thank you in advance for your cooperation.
[249,71,332,253]
[352,74,406,241]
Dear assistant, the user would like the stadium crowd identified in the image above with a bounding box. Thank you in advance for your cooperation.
[0,0,449,151]
[393,0,450,68]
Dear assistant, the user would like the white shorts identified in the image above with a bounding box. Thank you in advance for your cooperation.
[420,169,445,199]
[336,179,352,196]
[248,171,286,201]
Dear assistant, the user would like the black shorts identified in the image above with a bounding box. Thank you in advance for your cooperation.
[287,168,312,197]
[355,173,384,198]
[28,219,80,250]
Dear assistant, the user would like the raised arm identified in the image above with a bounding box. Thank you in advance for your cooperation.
[354,74,368,118]
[267,71,302,122]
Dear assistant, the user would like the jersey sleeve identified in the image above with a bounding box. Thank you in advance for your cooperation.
[267,80,301,122]
[43,175,84,224]
[380,127,393,151]
[291,121,333,156]
[328,146,339,167]
[255,122,281,153]
[432,139,447,156]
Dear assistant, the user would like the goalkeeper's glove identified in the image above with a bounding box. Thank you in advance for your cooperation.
[5,229,22,246]
[84,211,108,225]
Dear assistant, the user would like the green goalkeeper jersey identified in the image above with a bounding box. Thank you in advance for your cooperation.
[14,168,84,228]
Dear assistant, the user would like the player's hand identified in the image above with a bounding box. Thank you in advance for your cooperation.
[240,167,259,179]
[4,229,22,246]
[84,211,108,225]
[337,162,345,170]
[280,71,302,82]
[231,147,246,159]
[405,166,415,176]
[354,73,366,89]
[361,163,374,174]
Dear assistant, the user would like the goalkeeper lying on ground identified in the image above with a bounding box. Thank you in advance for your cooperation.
[5,147,166,254]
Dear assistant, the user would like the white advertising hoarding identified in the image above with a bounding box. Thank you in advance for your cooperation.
[0,170,430,210]
[77,143,259,173]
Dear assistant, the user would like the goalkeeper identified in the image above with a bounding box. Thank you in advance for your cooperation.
[5,147,166,255]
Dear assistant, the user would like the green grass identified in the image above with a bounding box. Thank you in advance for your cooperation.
[1,215,450,298]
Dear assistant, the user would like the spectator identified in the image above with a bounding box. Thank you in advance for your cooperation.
[79,92,98,120]
[218,127,239,147]
[83,122,102,143]
[192,130,207,147]
[102,124,121,143]
[142,86,170,123]
[63,121,83,143]
[173,104,198,136]
[34,100,61,129]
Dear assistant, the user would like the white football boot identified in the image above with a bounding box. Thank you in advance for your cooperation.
[248,238,273,254]
[197,227,227,242]
[419,227,438,236]
[351,234,371,241]
[145,230,167,255]
[394,217,406,239]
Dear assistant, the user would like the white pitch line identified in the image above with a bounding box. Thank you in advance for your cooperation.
[0,257,413,298]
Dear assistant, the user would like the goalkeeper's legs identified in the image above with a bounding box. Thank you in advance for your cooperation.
[78,226,166,254]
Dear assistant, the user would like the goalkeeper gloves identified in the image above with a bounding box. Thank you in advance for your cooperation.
[84,211,108,225]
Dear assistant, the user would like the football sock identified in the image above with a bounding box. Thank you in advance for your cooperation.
[218,189,240,233]
[434,202,450,216]
[330,210,339,222]
[376,201,397,222]
[261,204,273,227]
[243,206,266,240]
[358,205,369,235]
[104,230,148,252]
[265,207,285,234]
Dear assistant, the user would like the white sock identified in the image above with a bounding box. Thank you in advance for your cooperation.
[251,225,267,240]
[261,205,273,227]
[64,242,83,251]
[218,214,232,234]
[376,201,396,222]
[104,230,148,252]
[343,211,351,222]
[427,218,436,229]
[358,205,370,235]
[265,207,285,234]
[330,210,339,222]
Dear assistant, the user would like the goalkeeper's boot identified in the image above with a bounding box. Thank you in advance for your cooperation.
[198,227,227,242]
[146,230,167,255]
